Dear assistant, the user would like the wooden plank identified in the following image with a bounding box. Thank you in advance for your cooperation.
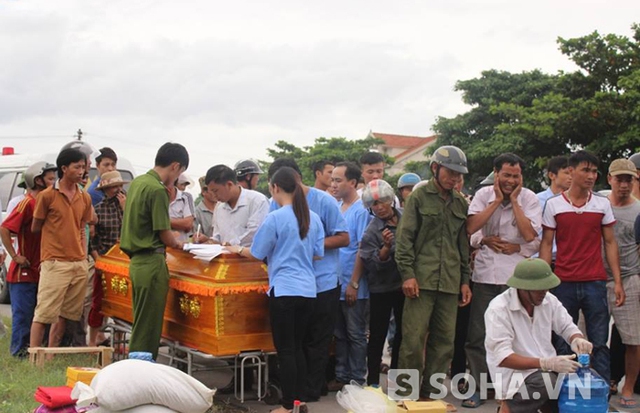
[101,347,113,366]
[27,346,114,367]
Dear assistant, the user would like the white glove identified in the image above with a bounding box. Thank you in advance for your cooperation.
[570,337,593,355]
[540,355,580,373]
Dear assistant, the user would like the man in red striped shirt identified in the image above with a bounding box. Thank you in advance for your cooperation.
[0,162,56,357]
[540,150,625,383]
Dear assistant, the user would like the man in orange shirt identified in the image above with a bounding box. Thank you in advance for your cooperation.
[30,148,94,348]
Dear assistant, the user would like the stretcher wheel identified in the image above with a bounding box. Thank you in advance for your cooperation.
[264,382,282,405]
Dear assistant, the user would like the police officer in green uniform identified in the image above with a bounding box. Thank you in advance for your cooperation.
[395,145,473,401]
[120,142,189,360]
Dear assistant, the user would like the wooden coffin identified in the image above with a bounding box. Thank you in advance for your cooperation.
[95,244,275,356]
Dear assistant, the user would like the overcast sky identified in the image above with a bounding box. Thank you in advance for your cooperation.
[0,0,638,178]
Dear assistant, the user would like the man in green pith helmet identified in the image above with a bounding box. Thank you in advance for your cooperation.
[395,145,472,402]
[485,258,593,413]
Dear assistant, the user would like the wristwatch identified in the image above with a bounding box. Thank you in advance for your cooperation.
[349,280,359,290]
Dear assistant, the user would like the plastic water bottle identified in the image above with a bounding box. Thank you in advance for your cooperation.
[558,354,608,413]
[292,400,301,413]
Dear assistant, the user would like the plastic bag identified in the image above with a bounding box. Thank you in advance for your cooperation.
[336,382,396,413]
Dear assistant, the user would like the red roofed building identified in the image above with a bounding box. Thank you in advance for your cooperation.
[367,131,437,175]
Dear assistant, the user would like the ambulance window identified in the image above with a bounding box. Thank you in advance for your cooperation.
[0,172,18,212]
[119,169,133,191]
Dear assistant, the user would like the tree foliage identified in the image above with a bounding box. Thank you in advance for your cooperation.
[433,24,640,191]
[256,136,389,194]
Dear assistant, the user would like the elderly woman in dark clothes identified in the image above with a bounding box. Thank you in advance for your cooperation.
[359,179,404,386]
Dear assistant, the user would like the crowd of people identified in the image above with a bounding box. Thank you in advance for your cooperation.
[1,140,640,413]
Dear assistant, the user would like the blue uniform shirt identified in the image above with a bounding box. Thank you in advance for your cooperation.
[87,177,105,206]
[251,205,325,298]
[338,199,372,300]
[270,188,348,293]
[536,188,557,259]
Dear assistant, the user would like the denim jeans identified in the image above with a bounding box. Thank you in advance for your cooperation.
[551,281,610,382]
[9,282,38,356]
[334,299,368,384]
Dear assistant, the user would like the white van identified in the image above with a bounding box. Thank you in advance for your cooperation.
[0,144,137,303]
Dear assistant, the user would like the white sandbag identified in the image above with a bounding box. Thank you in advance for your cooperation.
[73,359,214,413]
[118,406,177,413]
[91,405,177,413]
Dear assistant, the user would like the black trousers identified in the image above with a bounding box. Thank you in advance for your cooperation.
[451,290,471,379]
[303,285,340,400]
[270,293,315,409]
[611,323,625,383]
[367,290,404,385]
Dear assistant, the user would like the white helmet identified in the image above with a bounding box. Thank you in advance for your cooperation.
[362,179,395,209]
[60,140,99,163]
[24,161,57,189]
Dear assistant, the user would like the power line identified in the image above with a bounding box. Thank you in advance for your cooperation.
[0,135,73,140]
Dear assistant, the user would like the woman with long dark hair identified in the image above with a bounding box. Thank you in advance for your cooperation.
[227,166,324,413]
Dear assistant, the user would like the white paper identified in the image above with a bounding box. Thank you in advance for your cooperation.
[182,243,228,261]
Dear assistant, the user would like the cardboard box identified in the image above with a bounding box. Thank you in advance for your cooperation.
[66,366,100,388]
[400,400,447,412]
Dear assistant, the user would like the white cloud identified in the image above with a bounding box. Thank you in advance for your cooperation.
[0,0,638,177]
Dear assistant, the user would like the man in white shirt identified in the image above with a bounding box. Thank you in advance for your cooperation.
[464,153,542,408]
[204,165,269,247]
[169,183,194,243]
[193,176,217,240]
[485,258,593,413]
[7,177,27,217]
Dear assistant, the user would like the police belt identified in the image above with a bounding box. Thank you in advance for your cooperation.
[132,247,166,256]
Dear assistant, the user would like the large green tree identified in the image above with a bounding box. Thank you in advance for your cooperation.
[256,136,389,194]
[433,24,640,191]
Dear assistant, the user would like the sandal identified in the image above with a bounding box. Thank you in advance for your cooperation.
[457,379,469,394]
[461,392,484,408]
[618,395,638,408]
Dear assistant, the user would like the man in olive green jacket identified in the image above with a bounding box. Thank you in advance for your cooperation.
[395,145,473,400]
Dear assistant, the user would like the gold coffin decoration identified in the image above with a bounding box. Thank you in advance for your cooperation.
[96,244,274,356]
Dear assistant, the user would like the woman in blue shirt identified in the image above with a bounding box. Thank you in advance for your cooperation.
[228,166,324,413]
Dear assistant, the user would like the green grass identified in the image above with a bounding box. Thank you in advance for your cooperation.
[0,316,247,413]
[0,316,97,413]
